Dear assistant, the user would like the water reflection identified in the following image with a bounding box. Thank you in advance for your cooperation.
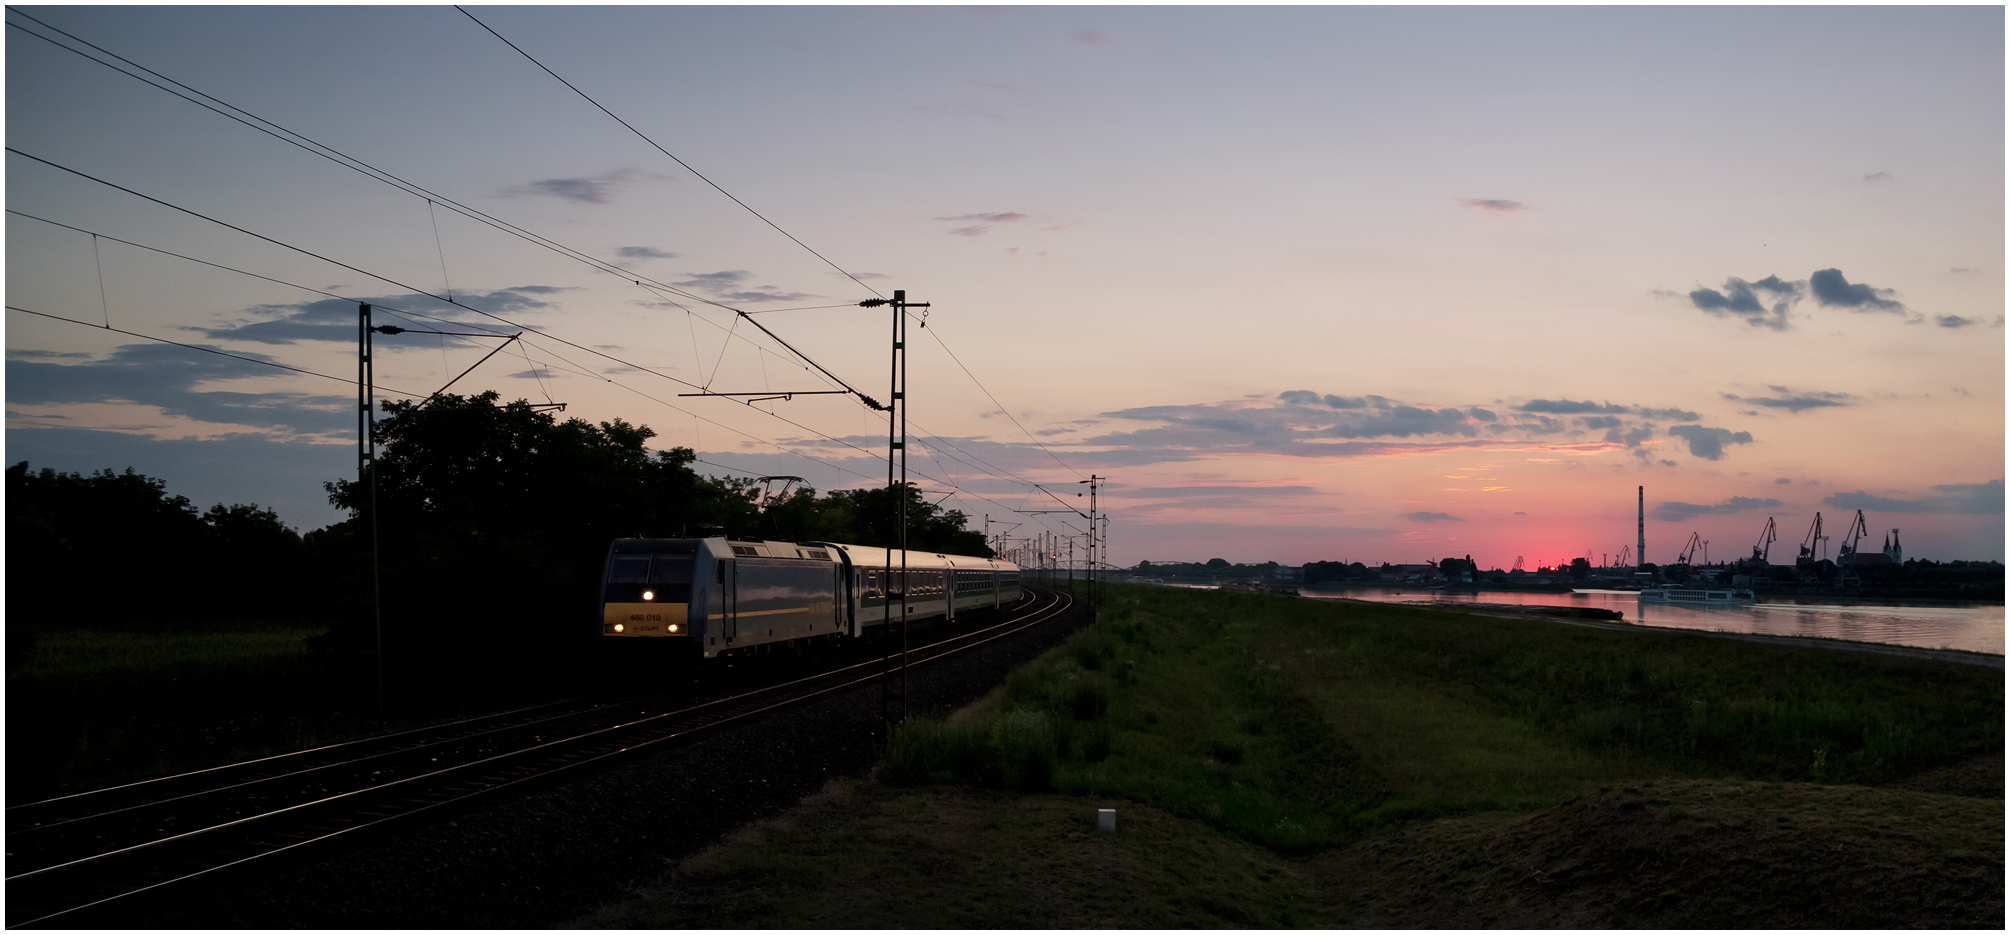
[1299,587,2005,655]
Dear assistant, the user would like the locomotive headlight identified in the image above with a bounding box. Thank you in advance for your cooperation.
[613,623,625,632]
[668,624,679,632]
[643,590,654,601]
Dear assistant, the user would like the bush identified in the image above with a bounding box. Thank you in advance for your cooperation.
[881,709,1058,792]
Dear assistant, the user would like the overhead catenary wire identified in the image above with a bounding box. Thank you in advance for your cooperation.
[13,10,1079,503]
[8,185,913,500]
[7,16,1084,531]
[3,12,745,317]
[12,206,828,405]
[453,5,886,301]
[6,305,427,398]
[3,146,727,396]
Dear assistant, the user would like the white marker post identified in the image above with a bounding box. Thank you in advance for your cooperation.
[1097,808,1116,832]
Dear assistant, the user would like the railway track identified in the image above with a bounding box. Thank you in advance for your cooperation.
[5,587,1076,927]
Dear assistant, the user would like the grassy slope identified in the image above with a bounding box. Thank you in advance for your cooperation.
[576,584,2003,928]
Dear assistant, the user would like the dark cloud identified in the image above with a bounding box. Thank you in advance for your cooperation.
[1667,424,1754,460]
[1400,511,1464,523]
[1609,425,1654,448]
[1775,477,1791,484]
[1518,399,1628,415]
[8,343,352,435]
[1121,485,1317,498]
[615,246,679,260]
[1720,388,1853,413]
[1329,406,1481,439]
[1863,171,1893,182]
[1461,199,1528,213]
[1935,315,1977,329]
[935,212,1028,223]
[198,289,549,345]
[671,270,813,304]
[1808,268,1908,315]
[949,226,990,237]
[675,270,753,290]
[1823,480,2003,514]
[1652,495,1783,522]
[1687,275,1801,331]
[1580,415,1622,430]
[1468,407,1497,422]
[9,349,91,360]
[1277,392,1381,410]
[1517,399,1699,421]
[504,169,642,204]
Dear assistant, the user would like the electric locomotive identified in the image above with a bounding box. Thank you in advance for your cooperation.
[599,537,1021,657]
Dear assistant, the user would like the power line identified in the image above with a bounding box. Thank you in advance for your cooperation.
[4,28,1077,519]
[8,173,1005,511]
[5,146,733,397]
[5,304,427,397]
[3,11,748,317]
[918,316,1082,479]
[12,11,1076,499]
[454,5,886,301]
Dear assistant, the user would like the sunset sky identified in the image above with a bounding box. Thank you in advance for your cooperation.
[7,6,2003,567]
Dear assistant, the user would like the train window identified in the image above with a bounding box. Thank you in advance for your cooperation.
[608,556,651,583]
[650,556,694,584]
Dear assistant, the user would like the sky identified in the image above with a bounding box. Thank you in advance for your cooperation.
[6,5,2003,568]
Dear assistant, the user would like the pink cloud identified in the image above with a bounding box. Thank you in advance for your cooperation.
[1461,198,1530,213]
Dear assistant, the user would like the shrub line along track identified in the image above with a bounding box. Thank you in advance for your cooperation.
[5,588,1075,928]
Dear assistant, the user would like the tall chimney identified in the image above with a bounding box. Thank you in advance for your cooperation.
[1637,485,1646,572]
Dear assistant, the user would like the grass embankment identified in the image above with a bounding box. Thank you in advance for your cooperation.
[6,621,374,800]
[579,584,2003,928]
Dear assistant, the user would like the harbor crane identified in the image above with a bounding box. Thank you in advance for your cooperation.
[1676,532,1705,566]
[1796,512,1826,564]
[1835,510,1871,588]
[1836,509,1871,564]
[1750,516,1777,565]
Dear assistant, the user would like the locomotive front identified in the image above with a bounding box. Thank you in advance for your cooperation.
[600,538,704,640]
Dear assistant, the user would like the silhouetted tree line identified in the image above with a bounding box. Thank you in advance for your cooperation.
[8,462,308,624]
[1302,561,1374,584]
[11,393,991,669]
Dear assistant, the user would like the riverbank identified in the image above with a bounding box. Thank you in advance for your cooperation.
[574,583,2003,928]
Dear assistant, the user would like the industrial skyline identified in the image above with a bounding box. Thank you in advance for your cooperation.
[6,6,2003,565]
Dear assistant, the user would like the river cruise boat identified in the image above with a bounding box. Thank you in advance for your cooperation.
[1637,588,1756,606]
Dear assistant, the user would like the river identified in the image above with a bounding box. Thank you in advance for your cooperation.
[1292,587,2006,656]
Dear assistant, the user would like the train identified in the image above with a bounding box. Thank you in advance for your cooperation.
[598,537,1023,658]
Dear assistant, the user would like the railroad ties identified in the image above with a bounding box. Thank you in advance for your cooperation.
[3,588,1071,928]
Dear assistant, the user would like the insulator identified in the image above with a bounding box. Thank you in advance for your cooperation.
[858,298,890,307]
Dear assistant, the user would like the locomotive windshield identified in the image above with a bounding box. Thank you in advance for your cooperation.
[607,555,693,584]
[604,541,698,603]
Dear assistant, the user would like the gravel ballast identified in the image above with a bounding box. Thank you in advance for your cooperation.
[136,598,1089,928]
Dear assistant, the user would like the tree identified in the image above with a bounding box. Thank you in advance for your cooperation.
[1205,558,1230,570]
[7,462,304,623]
[316,392,993,663]
[1569,557,1591,580]
[320,392,709,658]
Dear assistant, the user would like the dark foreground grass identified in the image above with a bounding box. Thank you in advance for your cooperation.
[578,583,2002,928]
[6,621,379,801]
[575,776,2001,929]
[886,584,2002,849]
